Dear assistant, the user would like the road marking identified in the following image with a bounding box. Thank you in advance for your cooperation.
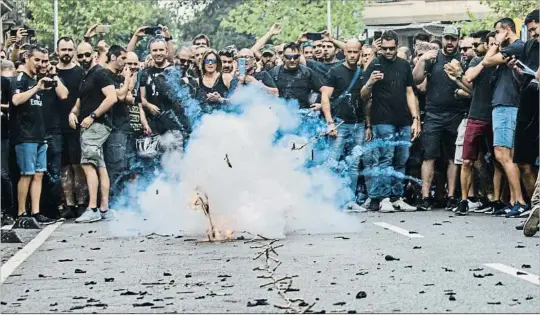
[1,225,14,230]
[484,263,539,286]
[373,222,425,238]
[0,222,63,283]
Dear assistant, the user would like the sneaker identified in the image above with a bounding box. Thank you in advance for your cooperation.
[99,209,116,221]
[75,208,102,223]
[518,209,532,218]
[32,213,56,225]
[59,205,76,220]
[492,204,511,216]
[391,198,416,212]
[515,221,524,230]
[76,204,87,218]
[455,200,469,216]
[417,198,431,211]
[1,214,15,226]
[523,206,539,237]
[445,197,459,211]
[467,199,482,211]
[379,198,394,213]
[505,202,529,218]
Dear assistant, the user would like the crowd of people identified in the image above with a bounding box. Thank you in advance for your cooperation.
[0,10,539,237]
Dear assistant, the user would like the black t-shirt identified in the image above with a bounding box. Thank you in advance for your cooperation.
[57,66,84,134]
[363,57,414,126]
[425,50,467,113]
[253,71,276,88]
[306,59,340,81]
[517,39,539,123]
[467,56,494,122]
[491,39,524,108]
[1,76,12,140]
[41,81,63,135]
[79,65,115,127]
[323,63,364,123]
[270,65,322,109]
[10,72,45,144]
[140,66,172,110]
[104,69,130,133]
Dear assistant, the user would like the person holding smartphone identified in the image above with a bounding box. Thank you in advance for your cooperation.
[231,48,278,96]
[10,46,59,225]
[360,31,420,213]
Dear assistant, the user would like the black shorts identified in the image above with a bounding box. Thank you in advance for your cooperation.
[514,89,539,165]
[61,130,82,166]
[422,111,466,161]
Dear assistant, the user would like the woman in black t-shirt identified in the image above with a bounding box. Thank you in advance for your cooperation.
[196,49,233,113]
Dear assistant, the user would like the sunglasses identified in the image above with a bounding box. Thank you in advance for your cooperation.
[460,47,472,52]
[283,54,300,60]
[381,46,396,52]
[472,42,485,48]
[179,58,191,64]
[125,62,139,66]
[204,58,217,64]
[77,52,92,59]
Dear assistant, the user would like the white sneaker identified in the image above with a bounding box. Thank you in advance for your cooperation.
[468,200,482,210]
[74,208,102,223]
[518,209,532,218]
[344,202,368,213]
[379,198,394,213]
[392,198,416,212]
[362,198,371,208]
[100,209,116,221]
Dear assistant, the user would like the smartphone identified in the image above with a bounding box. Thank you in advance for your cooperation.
[9,29,17,37]
[374,31,382,41]
[95,25,110,34]
[515,60,537,77]
[237,58,246,75]
[373,63,383,73]
[306,32,323,41]
[144,26,161,36]
[44,80,58,88]
[26,29,36,38]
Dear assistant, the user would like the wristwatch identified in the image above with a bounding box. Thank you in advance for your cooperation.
[90,112,97,119]
[412,116,419,121]
[165,36,173,41]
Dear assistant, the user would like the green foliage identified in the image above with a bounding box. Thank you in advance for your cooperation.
[457,0,538,36]
[27,0,175,49]
[221,0,365,43]
[176,0,256,50]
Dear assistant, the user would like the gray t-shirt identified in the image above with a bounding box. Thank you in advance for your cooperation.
[491,39,524,107]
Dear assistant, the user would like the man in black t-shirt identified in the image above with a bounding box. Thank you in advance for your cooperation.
[320,39,365,211]
[412,25,466,211]
[11,46,58,225]
[231,48,278,96]
[1,60,16,222]
[56,36,87,218]
[69,42,118,223]
[270,42,322,109]
[482,18,528,217]
[37,52,69,220]
[361,31,421,213]
[102,45,131,203]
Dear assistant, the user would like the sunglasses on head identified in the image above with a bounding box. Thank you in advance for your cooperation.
[381,46,396,52]
[204,58,217,64]
[77,52,92,59]
[283,54,300,60]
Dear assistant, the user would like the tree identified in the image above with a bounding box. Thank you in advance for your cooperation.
[457,0,538,36]
[26,0,175,49]
[221,0,365,43]
[176,0,256,50]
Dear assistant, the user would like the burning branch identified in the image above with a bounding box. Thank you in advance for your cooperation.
[244,232,315,313]
[291,121,344,151]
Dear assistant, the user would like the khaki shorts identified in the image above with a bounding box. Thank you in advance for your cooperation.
[80,122,111,168]
[454,118,468,165]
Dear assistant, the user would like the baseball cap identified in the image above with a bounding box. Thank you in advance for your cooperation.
[443,25,459,38]
[262,44,276,55]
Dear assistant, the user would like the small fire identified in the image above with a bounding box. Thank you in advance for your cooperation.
[188,186,235,242]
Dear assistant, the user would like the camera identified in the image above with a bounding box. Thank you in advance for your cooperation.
[44,80,58,89]
[144,27,162,36]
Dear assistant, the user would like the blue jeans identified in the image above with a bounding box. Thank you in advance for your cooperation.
[364,124,411,199]
[326,122,365,199]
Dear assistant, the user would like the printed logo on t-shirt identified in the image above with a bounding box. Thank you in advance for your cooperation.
[30,94,42,106]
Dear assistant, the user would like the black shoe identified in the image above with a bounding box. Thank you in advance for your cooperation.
[446,197,459,211]
[32,213,56,225]
[433,198,447,209]
[368,198,381,211]
[13,214,41,229]
[417,198,431,211]
[58,205,76,220]
[515,222,524,230]
[76,205,87,218]
[1,214,15,226]
[456,200,469,216]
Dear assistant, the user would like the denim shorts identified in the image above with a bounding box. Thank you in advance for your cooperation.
[492,106,517,149]
[14,143,47,175]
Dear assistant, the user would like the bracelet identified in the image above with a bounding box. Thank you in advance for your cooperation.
[412,116,419,120]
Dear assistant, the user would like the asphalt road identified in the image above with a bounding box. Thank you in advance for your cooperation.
[1,209,539,313]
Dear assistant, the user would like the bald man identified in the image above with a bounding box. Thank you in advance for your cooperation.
[69,41,118,223]
[232,48,278,96]
[320,38,367,211]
